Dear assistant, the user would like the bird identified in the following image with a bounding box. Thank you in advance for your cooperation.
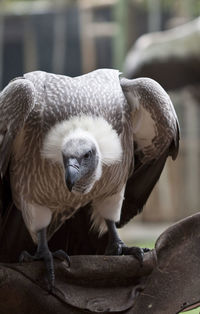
[0,69,179,289]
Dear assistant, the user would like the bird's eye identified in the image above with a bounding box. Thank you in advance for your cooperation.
[84,151,92,159]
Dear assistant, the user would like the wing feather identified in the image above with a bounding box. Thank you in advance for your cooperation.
[0,78,36,177]
[117,77,180,227]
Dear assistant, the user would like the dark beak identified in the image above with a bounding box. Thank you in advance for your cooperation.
[65,158,80,192]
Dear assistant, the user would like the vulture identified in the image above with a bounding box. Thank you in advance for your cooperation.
[0,69,179,289]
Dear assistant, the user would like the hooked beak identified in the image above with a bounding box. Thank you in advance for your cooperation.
[65,158,80,192]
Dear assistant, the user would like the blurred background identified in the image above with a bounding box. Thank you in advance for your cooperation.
[1,0,200,246]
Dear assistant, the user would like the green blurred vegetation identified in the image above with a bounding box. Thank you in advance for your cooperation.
[181,308,200,314]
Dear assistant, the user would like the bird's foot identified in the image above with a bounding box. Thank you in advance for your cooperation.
[105,240,149,266]
[19,249,70,291]
[52,249,70,265]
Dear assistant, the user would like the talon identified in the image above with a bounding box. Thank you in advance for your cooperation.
[18,229,71,292]
[105,240,146,266]
[134,248,144,267]
[121,246,145,266]
[105,219,149,267]
[105,220,148,266]
[19,248,55,291]
[53,250,70,267]
[19,250,34,263]
[105,240,124,255]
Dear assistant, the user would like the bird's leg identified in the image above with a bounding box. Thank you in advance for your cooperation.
[105,219,148,266]
[19,228,70,291]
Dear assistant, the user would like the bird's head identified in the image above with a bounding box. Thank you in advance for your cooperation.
[42,116,123,195]
[61,130,102,193]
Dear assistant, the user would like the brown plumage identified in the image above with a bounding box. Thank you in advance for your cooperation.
[0,69,179,288]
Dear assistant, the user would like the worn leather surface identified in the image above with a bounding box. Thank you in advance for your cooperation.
[0,253,155,314]
[131,213,200,313]
[0,213,200,313]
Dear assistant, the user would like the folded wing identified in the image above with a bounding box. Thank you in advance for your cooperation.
[0,78,36,178]
[118,77,180,227]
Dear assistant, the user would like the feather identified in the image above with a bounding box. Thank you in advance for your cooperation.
[117,151,169,227]
[117,76,180,226]
[0,69,179,242]
[0,78,36,177]
[41,115,122,166]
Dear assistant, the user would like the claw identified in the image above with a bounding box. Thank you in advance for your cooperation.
[105,241,147,267]
[105,220,147,266]
[19,250,35,263]
[19,247,71,291]
[105,239,124,255]
[19,229,70,292]
[53,250,70,267]
[122,247,145,267]
[19,249,55,290]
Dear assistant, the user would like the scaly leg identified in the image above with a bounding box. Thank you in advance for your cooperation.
[19,228,70,291]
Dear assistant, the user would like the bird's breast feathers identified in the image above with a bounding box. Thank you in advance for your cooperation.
[11,115,129,212]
